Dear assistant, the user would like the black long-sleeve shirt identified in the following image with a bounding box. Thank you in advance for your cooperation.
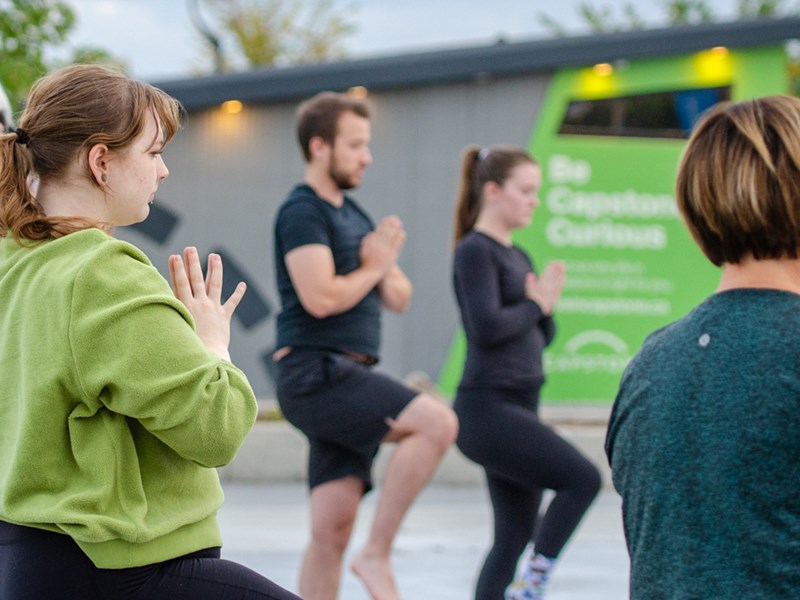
[453,231,555,390]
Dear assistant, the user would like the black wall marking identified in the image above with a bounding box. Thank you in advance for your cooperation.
[128,200,179,244]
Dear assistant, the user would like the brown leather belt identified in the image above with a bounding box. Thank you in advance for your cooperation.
[342,350,379,366]
[273,346,378,366]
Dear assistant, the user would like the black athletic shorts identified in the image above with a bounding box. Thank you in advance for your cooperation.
[275,348,417,493]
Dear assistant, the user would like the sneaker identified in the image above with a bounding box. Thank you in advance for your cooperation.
[504,573,547,600]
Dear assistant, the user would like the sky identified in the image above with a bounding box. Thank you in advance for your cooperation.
[60,0,740,82]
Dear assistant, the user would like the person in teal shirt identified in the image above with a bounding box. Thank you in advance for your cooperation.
[0,64,299,599]
[606,95,800,599]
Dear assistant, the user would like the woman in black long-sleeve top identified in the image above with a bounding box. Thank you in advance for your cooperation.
[452,146,601,600]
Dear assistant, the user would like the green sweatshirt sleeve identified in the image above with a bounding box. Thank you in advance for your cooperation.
[68,239,257,468]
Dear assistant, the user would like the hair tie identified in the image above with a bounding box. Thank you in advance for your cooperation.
[478,147,490,160]
[15,128,30,146]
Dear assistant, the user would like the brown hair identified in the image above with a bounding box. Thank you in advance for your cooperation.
[296,91,370,162]
[676,95,800,266]
[453,145,537,244]
[0,64,183,241]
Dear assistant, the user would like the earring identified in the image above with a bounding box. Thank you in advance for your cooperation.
[101,173,108,184]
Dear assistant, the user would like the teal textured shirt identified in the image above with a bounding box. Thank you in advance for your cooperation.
[0,229,258,568]
[606,289,800,599]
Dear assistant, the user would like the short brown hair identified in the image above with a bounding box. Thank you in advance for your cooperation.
[0,64,183,241]
[296,91,369,162]
[676,95,800,266]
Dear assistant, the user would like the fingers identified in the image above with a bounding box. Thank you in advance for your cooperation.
[542,262,566,293]
[223,281,248,316]
[387,226,406,253]
[375,215,405,244]
[206,253,222,299]
[377,214,403,230]
[526,264,566,315]
[544,260,566,279]
[362,216,406,264]
[168,254,179,296]
[169,254,191,301]
[170,248,234,304]
[183,246,206,296]
[205,253,246,311]
[543,263,566,290]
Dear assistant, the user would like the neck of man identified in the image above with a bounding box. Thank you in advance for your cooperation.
[717,255,800,295]
[305,165,344,207]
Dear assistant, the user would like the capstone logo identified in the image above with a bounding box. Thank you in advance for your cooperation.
[545,329,632,374]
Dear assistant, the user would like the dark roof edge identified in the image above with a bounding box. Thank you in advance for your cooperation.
[153,17,800,110]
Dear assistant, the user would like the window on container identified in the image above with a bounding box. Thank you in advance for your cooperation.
[558,86,731,139]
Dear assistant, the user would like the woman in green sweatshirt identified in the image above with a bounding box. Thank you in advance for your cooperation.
[0,65,300,599]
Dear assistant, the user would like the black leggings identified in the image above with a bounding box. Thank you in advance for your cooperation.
[0,520,300,600]
[454,387,601,600]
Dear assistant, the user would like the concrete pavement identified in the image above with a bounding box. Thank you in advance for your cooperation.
[217,482,630,599]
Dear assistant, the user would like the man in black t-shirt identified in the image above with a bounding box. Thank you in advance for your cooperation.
[272,91,458,600]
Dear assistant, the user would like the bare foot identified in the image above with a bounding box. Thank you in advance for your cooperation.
[350,549,402,600]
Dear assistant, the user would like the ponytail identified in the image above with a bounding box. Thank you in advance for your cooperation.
[0,131,45,240]
[453,146,482,245]
[0,131,97,241]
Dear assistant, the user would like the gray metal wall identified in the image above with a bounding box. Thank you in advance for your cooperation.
[118,73,551,398]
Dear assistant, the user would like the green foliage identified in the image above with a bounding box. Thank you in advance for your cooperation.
[0,0,120,117]
[666,0,716,24]
[294,0,355,64]
[0,0,74,111]
[198,0,358,71]
[68,45,125,69]
[736,0,800,18]
[539,0,800,34]
[576,2,645,32]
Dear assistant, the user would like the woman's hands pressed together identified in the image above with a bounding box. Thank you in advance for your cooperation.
[168,246,247,361]
[525,261,565,316]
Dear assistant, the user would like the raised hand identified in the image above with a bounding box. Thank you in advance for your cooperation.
[168,246,247,361]
[525,261,565,316]
[360,215,406,277]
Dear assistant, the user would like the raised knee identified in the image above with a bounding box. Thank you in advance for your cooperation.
[442,405,459,446]
[588,463,603,497]
[577,461,602,501]
[393,394,459,452]
[428,400,459,452]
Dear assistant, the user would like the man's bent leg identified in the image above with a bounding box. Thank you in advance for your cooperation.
[300,476,363,600]
[351,393,458,600]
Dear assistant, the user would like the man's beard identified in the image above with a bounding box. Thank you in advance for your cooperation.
[328,156,358,191]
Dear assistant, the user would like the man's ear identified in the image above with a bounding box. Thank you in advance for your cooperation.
[308,136,330,161]
[87,143,110,187]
